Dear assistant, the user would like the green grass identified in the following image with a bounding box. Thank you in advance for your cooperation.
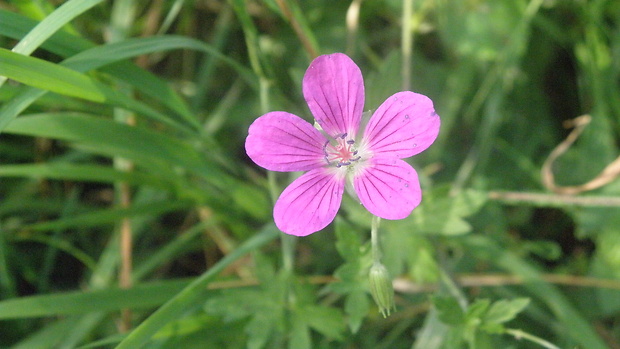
[1,0,620,348]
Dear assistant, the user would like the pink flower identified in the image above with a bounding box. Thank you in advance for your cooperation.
[245,53,440,236]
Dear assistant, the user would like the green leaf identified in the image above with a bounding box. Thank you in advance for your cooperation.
[205,289,262,322]
[330,220,372,332]
[466,299,491,322]
[412,308,453,349]
[334,218,364,261]
[387,187,487,236]
[11,316,99,349]
[0,48,104,102]
[432,296,465,326]
[418,187,487,235]
[133,222,207,281]
[11,234,97,271]
[483,298,530,327]
[246,313,277,349]
[2,114,217,181]
[289,317,311,349]
[0,163,171,189]
[0,279,190,319]
[464,235,609,349]
[298,305,345,340]
[25,200,191,232]
[115,224,279,349]
[1,12,243,134]
[9,0,103,56]
[63,35,256,90]
[344,290,370,333]
[407,236,440,283]
[330,264,362,293]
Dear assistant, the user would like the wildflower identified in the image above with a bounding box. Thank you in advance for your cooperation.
[245,53,440,236]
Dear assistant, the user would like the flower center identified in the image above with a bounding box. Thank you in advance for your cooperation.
[323,133,362,168]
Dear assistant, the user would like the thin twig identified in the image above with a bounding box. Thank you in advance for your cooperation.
[118,181,133,332]
[393,273,620,293]
[505,328,561,349]
[488,191,620,207]
[203,273,620,292]
[275,0,318,59]
[542,114,620,194]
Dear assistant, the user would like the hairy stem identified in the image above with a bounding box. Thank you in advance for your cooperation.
[371,215,382,263]
[505,328,561,349]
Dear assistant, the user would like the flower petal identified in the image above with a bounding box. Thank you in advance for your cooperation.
[363,91,440,158]
[245,111,327,172]
[353,158,421,220]
[274,168,345,236]
[303,53,364,138]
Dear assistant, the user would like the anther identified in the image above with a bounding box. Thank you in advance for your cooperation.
[322,135,361,167]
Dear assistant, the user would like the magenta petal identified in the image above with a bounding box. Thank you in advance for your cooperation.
[353,158,421,220]
[274,168,345,236]
[363,91,440,158]
[245,111,327,172]
[303,53,364,138]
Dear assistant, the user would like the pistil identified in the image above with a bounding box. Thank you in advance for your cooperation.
[323,133,362,168]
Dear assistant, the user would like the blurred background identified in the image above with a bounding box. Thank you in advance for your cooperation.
[1,0,620,348]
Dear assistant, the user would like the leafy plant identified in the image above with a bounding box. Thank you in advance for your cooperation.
[1,0,619,348]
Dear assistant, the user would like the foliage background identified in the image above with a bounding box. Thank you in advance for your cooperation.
[1,0,620,348]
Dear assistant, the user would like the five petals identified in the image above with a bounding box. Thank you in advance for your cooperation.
[246,53,440,235]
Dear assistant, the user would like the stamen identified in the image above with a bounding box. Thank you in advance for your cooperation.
[323,135,362,168]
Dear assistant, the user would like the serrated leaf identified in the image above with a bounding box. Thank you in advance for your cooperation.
[332,263,361,285]
[388,187,487,236]
[483,298,530,326]
[408,237,440,283]
[344,290,370,333]
[289,316,311,349]
[432,296,465,326]
[466,299,491,322]
[298,305,345,340]
[480,322,505,334]
[204,289,262,322]
[247,313,276,349]
[254,253,277,285]
[334,218,363,261]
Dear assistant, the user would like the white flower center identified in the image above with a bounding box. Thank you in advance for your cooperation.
[323,133,362,168]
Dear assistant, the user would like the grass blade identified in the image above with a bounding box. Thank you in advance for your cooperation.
[0,48,104,102]
[0,163,172,189]
[10,0,103,56]
[114,224,279,349]
[463,235,608,349]
[0,279,190,319]
[2,113,210,177]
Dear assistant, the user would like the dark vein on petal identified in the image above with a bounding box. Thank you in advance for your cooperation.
[366,103,402,149]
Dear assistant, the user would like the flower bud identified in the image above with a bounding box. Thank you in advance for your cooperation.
[369,262,395,317]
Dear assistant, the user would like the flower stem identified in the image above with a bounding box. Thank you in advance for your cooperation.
[371,215,382,263]
[281,234,296,276]
[368,215,396,316]
[505,328,561,349]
